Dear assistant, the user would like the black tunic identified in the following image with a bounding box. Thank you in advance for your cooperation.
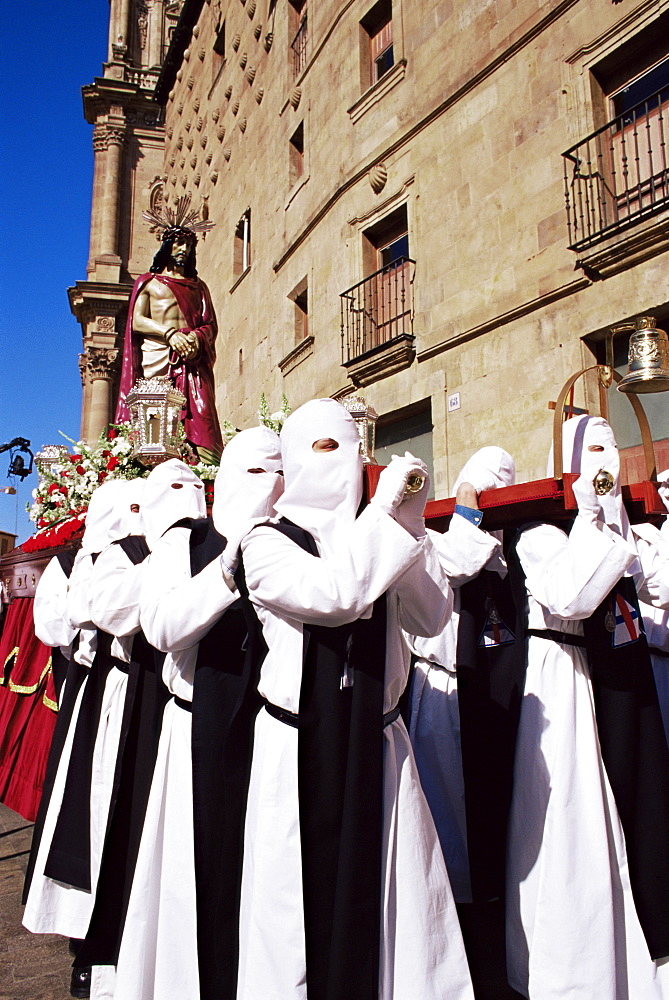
[74,535,169,969]
[23,550,85,904]
[583,575,669,961]
[270,517,388,1000]
[456,554,525,905]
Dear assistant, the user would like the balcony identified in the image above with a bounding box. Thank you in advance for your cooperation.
[291,14,308,79]
[563,86,669,252]
[340,257,415,387]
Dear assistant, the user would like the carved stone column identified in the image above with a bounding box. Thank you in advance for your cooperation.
[146,1,164,69]
[79,347,120,442]
[109,0,132,61]
[99,119,127,260]
[88,125,108,269]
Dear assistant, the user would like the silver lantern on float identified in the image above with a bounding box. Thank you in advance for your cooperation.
[126,376,187,465]
[340,395,379,464]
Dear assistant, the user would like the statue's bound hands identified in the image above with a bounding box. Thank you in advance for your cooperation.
[167,328,199,360]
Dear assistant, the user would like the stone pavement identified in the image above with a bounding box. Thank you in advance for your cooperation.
[0,803,72,1000]
[0,800,524,1000]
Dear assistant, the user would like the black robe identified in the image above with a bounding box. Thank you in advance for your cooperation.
[171,517,266,1000]
[74,535,169,969]
[583,575,669,961]
[456,555,525,905]
[43,625,117,890]
[270,518,388,1000]
[23,550,86,904]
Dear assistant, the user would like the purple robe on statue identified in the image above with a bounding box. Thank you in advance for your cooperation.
[115,273,223,458]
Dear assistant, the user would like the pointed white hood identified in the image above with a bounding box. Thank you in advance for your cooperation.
[81,479,141,556]
[212,426,284,566]
[274,398,363,557]
[141,458,206,549]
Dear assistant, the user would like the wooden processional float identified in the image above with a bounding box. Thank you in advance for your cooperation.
[358,314,669,530]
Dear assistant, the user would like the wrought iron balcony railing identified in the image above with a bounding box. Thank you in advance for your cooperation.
[340,257,415,364]
[291,14,308,79]
[563,86,669,251]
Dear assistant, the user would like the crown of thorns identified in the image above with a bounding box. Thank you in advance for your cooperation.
[142,194,215,240]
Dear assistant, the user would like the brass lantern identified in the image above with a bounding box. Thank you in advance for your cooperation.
[614,315,669,394]
[340,395,379,464]
[126,376,187,465]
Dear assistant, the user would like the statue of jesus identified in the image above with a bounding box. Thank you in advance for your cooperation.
[115,199,223,464]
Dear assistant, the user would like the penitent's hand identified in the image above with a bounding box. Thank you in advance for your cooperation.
[372,453,428,517]
[455,482,478,510]
[572,470,603,526]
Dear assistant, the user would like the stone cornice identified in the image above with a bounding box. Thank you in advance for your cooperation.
[82,76,163,124]
[574,212,669,280]
[279,335,315,376]
[68,280,134,322]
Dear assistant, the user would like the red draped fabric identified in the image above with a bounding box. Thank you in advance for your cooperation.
[0,598,57,821]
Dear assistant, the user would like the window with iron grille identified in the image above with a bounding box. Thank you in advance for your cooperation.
[340,205,414,363]
[289,0,308,78]
[563,17,669,250]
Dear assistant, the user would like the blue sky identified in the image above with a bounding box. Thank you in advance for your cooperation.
[0,2,110,542]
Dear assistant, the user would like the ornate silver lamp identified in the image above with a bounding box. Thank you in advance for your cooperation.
[341,395,379,463]
[35,445,70,486]
[126,376,187,465]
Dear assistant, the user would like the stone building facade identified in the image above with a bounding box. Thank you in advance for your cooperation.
[74,0,669,494]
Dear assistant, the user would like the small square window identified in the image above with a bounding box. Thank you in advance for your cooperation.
[289,122,304,187]
[289,277,309,344]
[361,0,393,90]
[213,21,226,58]
[234,209,251,277]
[212,21,226,87]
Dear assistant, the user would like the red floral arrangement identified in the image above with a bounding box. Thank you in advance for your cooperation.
[20,514,86,553]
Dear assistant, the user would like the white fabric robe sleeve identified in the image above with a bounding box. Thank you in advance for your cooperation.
[630,522,669,610]
[140,526,240,653]
[517,516,637,620]
[33,557,77,649]
[65,550,96,629]
[90,543,144,638]
[394,532,453,638]
[241,505,428,628]
[430,516,502,588]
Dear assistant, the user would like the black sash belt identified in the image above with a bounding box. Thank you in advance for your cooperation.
[383,705,401,727]
[174,695,193,713]
[263,700,299,727]
[649,646,669,660]
[526,628,587,648]
[263,699,401,729]
[112,661,130,675]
